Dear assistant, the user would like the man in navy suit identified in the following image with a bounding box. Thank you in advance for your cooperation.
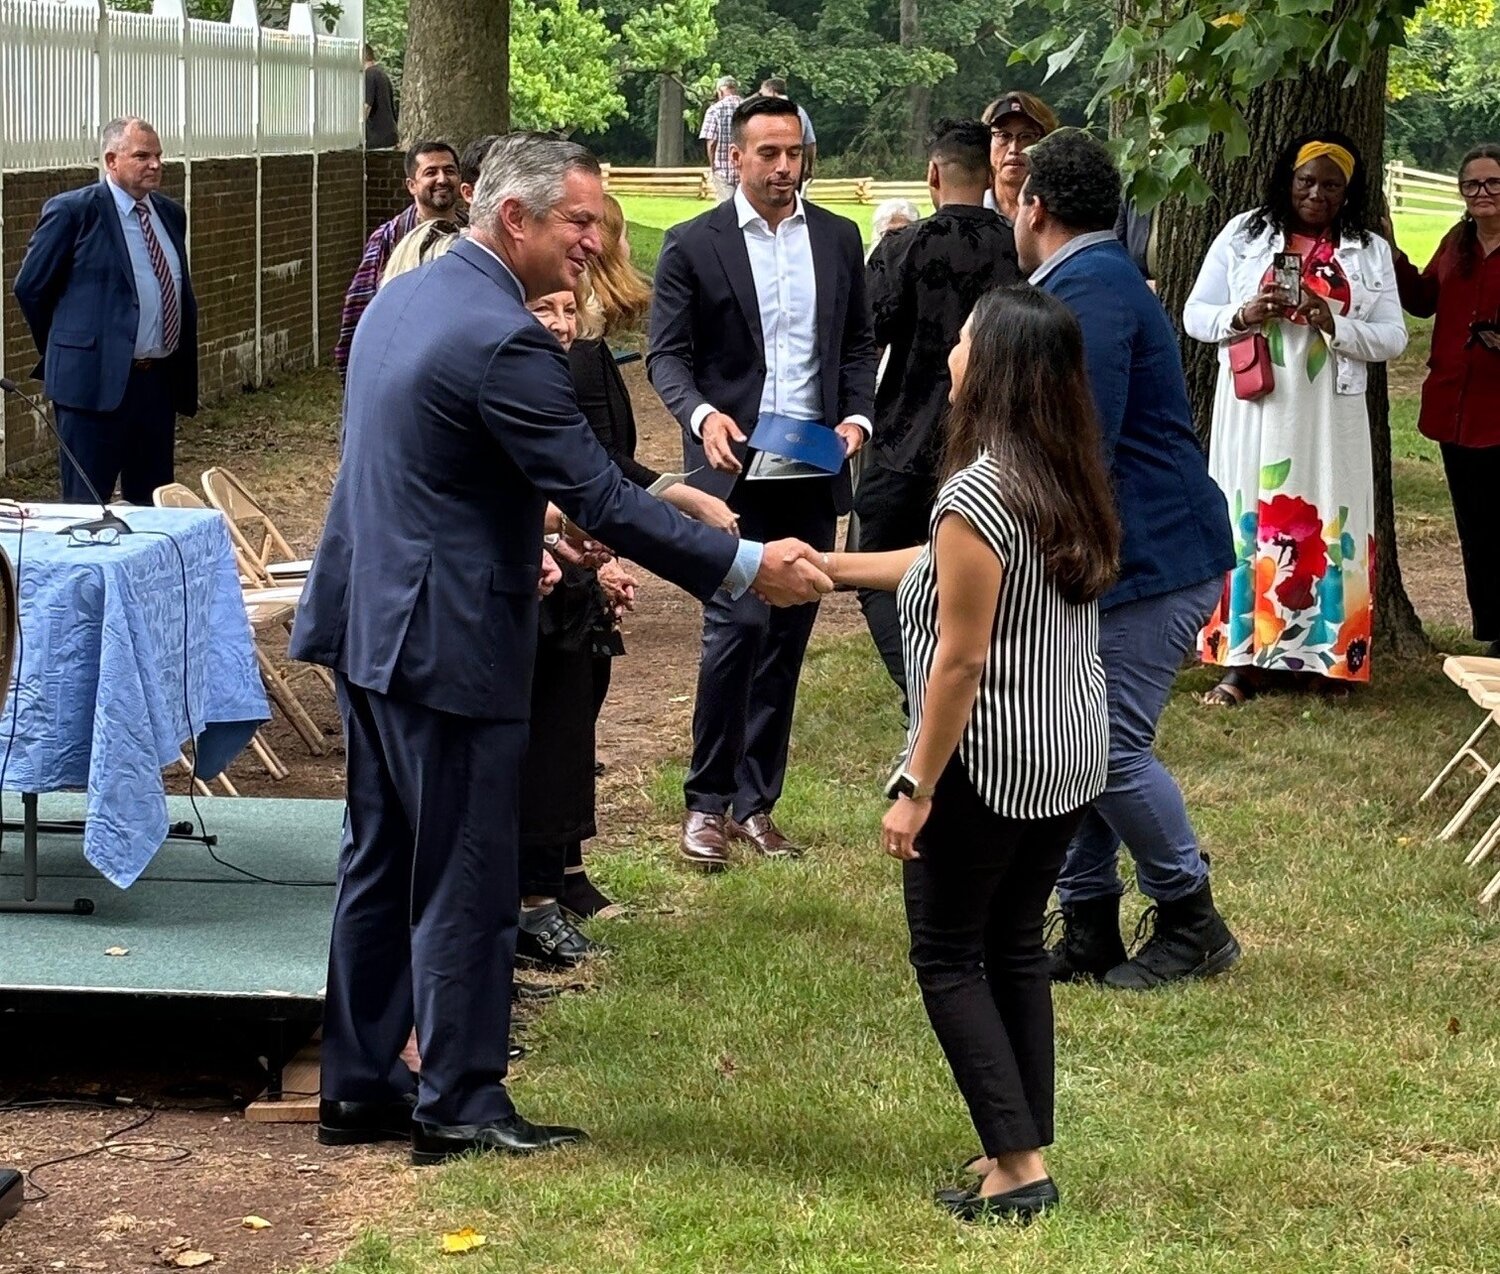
[290,132,832,1165]
[1013,130,1240,992]
[648,94,877,870]
[13,117,197,504]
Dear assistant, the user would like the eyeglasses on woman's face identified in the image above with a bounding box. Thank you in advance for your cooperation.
[1460,177,1500,199]
[991,128,1042,152]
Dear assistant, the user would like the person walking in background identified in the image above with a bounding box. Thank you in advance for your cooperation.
[333,139,461,380]
[649,94,876,871]
[700,76,742,202]
[1186,132,1407,704]
[859,119,1019,707]
[759,78,816,177]
[362,44,398,150]
[982,90,1057,224]
[14,116,198,504]
[1014,129,1241,991]
[294,132,832,1166]
[1385,144,1500,658]
[812,288,1119,1222]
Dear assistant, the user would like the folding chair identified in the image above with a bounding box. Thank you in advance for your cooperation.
[1421,656,1500,842]
[200,467,311,582]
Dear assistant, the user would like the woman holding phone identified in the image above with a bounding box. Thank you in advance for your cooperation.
[1185,131,1407,705]
[1384,144,1500,658]
[816,286,1118,1221]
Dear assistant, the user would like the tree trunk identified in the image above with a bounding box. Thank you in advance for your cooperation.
[400,0,509,144]
[1155,50,1430,657]
[900,0,930,159]
[655,74,685,167]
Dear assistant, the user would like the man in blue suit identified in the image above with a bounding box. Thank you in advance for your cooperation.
[13,117,197,503]
[1013,130,1241,992]
[290,132,831,1165]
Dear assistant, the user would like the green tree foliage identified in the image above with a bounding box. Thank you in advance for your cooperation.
[1389,1,1500,171]
[511,0,628,133]
[1009,0,1431,208]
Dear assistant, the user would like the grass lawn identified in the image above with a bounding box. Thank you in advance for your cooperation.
[324,636,1500,1274]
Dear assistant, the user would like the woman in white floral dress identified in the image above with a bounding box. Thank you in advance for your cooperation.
[1185,131,1407,705]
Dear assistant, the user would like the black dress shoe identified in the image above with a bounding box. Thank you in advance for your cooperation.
[411,1113,588,1166]
[516,902,598,969]
[938,1176,1059,1223]
[317,1094,417,1146]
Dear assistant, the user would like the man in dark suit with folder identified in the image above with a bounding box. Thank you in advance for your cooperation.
[648,93,878,870]
[291,133,831,1164]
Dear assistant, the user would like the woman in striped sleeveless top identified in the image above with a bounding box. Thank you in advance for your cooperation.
[817,287,1120,1222]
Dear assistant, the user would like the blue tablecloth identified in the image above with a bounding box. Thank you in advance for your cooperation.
[0,505,270,887]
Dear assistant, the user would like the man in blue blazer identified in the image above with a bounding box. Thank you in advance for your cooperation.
[290,132,831,1165]
[1014,130,1241,992]
[648,95,877,869]
[13,117,197,503]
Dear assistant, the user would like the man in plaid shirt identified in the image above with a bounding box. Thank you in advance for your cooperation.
[334,139,461,381]
[698,77,741,202]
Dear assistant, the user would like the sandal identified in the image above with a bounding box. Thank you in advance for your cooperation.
[1201,669,1255,708]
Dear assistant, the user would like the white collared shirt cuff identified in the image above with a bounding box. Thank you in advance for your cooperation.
[843,415,873,437]
[689,403,717,439]
[723,537,764,598]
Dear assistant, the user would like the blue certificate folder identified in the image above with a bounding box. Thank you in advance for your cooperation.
[748,413,846,474]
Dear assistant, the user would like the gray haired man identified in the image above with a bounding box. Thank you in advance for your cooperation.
[699,75,742,201]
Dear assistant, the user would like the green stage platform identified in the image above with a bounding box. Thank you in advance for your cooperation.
[0,794,340,1006]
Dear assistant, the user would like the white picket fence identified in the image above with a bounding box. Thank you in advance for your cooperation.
[1384,162,1466,218]
[0,0,363,171]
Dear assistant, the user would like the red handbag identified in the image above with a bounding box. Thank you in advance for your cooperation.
[1229,331,1274,401]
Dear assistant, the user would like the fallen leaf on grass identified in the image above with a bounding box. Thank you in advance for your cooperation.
[1447,1017,1461,1035]
[716,1053,738,1077]
[170,1252,215,1269]
[241,1216,272,1230]
[440,1227,487,1254]
[668,694,690,703]
[105,946,130,957]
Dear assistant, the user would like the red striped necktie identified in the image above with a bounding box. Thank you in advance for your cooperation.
[134,199,180,353]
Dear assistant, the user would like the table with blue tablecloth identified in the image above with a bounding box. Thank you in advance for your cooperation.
[0,505,269,890]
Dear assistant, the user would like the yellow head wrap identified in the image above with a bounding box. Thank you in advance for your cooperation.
[1294,141,1356,182]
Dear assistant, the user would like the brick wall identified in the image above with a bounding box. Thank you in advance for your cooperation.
[260,154,315,378]
[366,149,409,234]
[0,149,374,473]
[190,157,259,400]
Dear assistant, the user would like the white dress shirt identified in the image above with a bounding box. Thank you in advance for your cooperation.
[691,187,869,480]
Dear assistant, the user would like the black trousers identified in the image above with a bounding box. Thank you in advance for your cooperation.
[853,461,937,704]
[1441,441,1500,642]
[903,758,1082,1156]
[684,477,836,819]
[55,364,175,504]
[324,674,526,1127]
[518,640,598,898]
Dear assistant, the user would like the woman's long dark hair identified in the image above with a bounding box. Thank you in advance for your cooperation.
[941,286,1121,605]
[1245,129,1372,246]
[1456,143,1500,278]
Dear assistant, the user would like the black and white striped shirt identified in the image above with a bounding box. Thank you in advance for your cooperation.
[897,455,1109,819]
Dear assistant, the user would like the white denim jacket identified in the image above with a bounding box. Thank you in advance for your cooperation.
[1183,209,1408,395]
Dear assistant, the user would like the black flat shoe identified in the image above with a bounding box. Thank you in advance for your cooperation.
[516,902,598,969]
[317,1094,417,1146]
[410,1113,588,1165]
[938,1176,1059,1223]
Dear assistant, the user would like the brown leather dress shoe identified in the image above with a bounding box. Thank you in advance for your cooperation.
[680,811,730,871]
[727,812,804,859]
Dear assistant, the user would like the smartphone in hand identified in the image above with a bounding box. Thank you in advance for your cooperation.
[1273,252,1303,309]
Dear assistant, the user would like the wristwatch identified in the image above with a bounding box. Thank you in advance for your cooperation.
[884,767,935,801]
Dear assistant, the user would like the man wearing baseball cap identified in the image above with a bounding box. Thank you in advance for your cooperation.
[982,90,1059,224]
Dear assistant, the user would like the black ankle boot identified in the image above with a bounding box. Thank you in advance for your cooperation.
[1046,895,1127,984]
[1103,881,1241,990]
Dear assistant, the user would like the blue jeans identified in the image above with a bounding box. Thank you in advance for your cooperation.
[1058,576,1223,906]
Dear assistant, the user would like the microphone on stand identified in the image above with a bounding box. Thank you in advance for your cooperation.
[0,377,132,538]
